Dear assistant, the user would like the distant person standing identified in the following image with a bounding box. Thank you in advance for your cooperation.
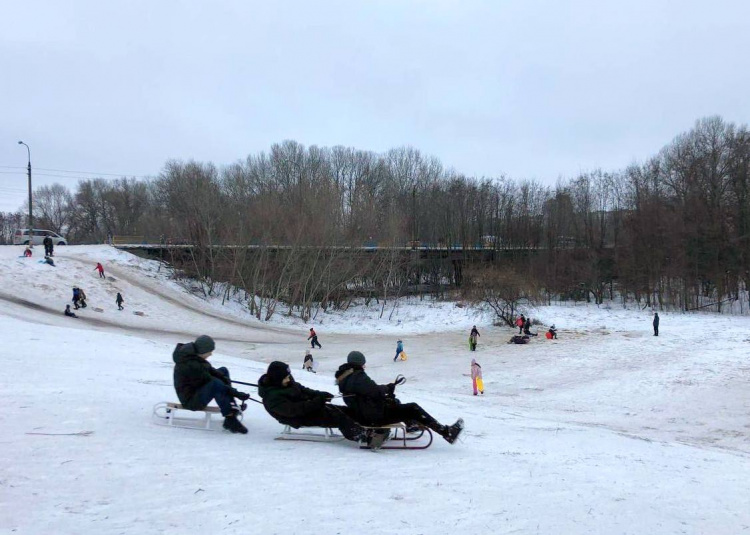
[95,262,105,278]
[516,314,525,334]
[308,328,322,349]
[116,292,124,310]
[471,358,484,395]
[653,312,659,336]
[393,339,404,362]
[469,326,480,351]
[43,235,53,257]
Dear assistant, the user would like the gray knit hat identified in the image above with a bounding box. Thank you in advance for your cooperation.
[194,335,216,355]
[347,350,366,366]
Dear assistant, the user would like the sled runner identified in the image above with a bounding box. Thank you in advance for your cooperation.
[359,423,433,450]
[274,425,345,443]
[152,401,238,431]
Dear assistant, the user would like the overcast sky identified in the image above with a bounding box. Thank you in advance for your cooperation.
[2,0,749,212]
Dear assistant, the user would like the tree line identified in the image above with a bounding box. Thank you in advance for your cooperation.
[2,115,748,315]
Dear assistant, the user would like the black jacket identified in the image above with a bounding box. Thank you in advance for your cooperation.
[172,342,228,409]
[257,375,328,427]
[653,315,660,327]
[335,364,390,424]
[43,236,52,247]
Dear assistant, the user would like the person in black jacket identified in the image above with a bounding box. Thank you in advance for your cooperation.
[335,351,464,445]
[43,235,53,257]
[257,361,369,444]
[653,312,659,336]
[172,335,250,434]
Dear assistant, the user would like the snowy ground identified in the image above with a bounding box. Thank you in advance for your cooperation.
[1,245,749,534]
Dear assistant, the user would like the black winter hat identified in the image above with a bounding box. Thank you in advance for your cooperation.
[347,351,366,366]
[267,361,291,385]
[194,335,215,355]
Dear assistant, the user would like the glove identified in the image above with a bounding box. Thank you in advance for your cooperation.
[230,389,250,401]
[386,383,396,396]
[320,392,334,402]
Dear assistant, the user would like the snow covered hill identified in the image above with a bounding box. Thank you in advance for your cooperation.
[1,245,749,534]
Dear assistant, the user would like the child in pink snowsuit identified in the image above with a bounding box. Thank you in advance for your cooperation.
[471,359,484,395]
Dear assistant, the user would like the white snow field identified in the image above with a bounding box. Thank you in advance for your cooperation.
[1,245,749,535]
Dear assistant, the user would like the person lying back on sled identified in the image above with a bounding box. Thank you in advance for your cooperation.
[335,351,464,445]
[258,361,372,445]
[172,335,250,434]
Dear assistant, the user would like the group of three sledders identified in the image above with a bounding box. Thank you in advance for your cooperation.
[172,335,464,450]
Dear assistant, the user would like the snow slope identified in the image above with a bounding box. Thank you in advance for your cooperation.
[1,245,749,534]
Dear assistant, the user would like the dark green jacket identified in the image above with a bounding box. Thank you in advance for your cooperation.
[172,342,227,409]
[335,364,390,424]
[257,375,328,427]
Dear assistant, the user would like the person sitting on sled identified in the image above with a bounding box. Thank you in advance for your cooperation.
[335,351,464,446]
[302,350,315,373]
[172,335,250,434]
[64,305,78,318]
[547,324,558,339]
[258,361,372,445]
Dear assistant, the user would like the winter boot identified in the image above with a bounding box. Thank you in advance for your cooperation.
[367,428,391,451]
[442,418,464,444]
[223,412,248,434]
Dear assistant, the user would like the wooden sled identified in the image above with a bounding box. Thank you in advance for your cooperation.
[152,401,234,431]
[275,424,345,443]
[360,423,433,450]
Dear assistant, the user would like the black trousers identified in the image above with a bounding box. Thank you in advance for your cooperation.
[371,402,444,435]
[293,405,362,441]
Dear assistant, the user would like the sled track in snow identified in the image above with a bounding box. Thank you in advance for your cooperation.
[57,254,294,336]
[0,290,277,346]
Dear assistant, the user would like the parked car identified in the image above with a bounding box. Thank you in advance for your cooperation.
[13,229,68,246]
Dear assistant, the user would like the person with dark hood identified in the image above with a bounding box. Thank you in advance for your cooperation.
[172,335,250,434]
[64,305,77,318]
[257,361,372,446]
[653,312,659,336]
[335,351,464,445]
[116,292,124,310]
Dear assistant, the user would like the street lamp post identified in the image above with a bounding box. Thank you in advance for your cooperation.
[17,141,32,247]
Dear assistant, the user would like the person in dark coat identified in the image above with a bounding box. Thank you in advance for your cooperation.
[258,361,369,444]
[64,305,77,318]
[172,335,250,434]
[523,317,537,336]
[72,287,81,309]
[116,292,124,310]
[335,351,464,445]
[43,235,53,257]
[653,312,659,336]
[469,326,480,351]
